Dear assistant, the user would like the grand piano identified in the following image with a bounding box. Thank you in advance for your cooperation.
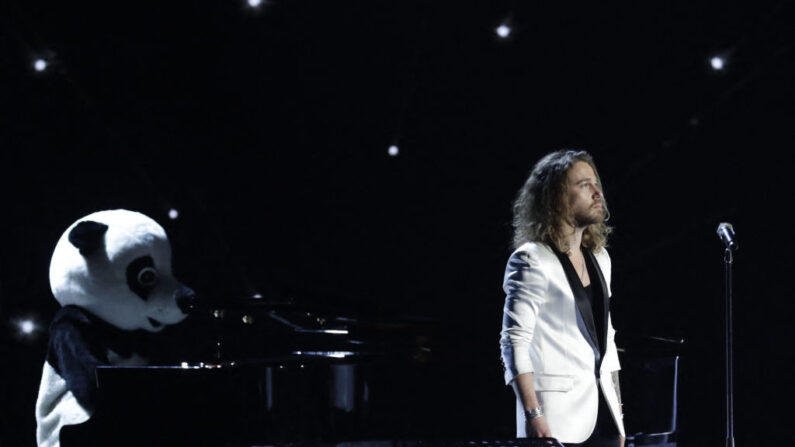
[60,297,681,447]
[61,298,443,446]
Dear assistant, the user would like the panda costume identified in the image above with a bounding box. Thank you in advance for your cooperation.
[35,210,195,447]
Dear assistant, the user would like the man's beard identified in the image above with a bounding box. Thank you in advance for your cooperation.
[573,207,604,228]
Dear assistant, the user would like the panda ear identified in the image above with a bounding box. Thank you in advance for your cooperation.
[68,221,109,256]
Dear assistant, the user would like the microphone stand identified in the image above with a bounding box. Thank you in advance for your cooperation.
[723,245,735,447]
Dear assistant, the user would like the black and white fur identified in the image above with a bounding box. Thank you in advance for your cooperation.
[35,210,194,447]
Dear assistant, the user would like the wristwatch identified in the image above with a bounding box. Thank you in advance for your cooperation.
[524,407,544,420]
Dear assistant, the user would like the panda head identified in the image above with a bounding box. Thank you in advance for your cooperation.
[49,209,192,332]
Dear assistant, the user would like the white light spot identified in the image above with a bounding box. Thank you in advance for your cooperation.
[252,293,263,299]
[496,24,511,38]
[168,208,179,220]
[388,145,399,156]
[19,320,35,335]
[710,56,725,70]
[292,350,356,358]
[34,59,48,72]
[248,0,262,7]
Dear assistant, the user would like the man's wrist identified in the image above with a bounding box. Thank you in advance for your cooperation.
[524,406,544,420]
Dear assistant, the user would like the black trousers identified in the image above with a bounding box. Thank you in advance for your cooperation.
[564,391,621,447]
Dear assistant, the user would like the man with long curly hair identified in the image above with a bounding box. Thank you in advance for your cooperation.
[500,150,625,446]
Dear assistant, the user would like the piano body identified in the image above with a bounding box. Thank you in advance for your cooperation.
[60,302,439,446]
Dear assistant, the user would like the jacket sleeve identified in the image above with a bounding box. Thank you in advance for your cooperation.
[47,308,107,412]
[500,248,549,385]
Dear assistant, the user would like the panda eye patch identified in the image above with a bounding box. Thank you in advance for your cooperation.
[126,256,158,301]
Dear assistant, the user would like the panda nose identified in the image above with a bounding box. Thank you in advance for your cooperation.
[174,285,197,314]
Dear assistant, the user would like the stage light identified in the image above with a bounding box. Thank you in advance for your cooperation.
[18,319,36,335]
[710,56,725,70]
[388,145,399,157]
[496,24,512,38]
[168,208,179,220]
[33,59,48,72]
[248,0,262,7]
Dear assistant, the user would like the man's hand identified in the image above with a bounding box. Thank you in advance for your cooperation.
[526,415,552,437]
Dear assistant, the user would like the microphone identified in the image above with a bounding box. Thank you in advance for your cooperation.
[716,222,738,251]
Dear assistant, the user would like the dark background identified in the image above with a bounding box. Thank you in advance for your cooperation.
[2,0,794,445]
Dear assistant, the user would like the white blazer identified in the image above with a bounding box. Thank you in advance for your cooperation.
[500,242,624,443]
